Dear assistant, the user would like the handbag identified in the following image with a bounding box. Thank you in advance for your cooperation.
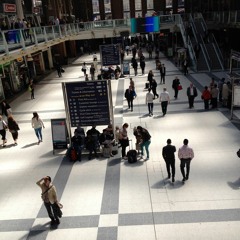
[178,85,183,90]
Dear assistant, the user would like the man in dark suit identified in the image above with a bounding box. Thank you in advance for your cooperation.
[160,64,166,84]
[162,139,176,182]
[125,86,135,111]
[187,83,198,108]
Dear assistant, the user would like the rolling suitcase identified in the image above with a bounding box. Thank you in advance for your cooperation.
[127,139,137,163]
[145,82,149,89]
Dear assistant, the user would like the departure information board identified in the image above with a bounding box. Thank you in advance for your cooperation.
[100,44,120,66]
[64,81,110,127]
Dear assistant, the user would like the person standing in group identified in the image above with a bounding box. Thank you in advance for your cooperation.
[160,64,166,84]
[36,176,60,226]
[210,84,219,109]
[119,123,129,159]
[187,83,198,109]
[137,126,151,160]
[125,86,135,112]
[178,139,194,182]
[151,79,159,99]
[82,62,87,76]
[146,88,154,116]
[201,86,211,110]
[32,112,45,144]
[0,115,7,147]
[172,76,180,99]
[162,139,176,182]
[86,125,100,160]
[7,115,20,145]
[29,79,35,99]
[1,100,12,117]
[159,87,170,116]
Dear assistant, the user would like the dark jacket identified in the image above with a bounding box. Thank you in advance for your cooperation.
[172,79,180,89]
[162,144,176,160]
[187,86,198,97]
[125,89,135,100]
[139,128,151,143]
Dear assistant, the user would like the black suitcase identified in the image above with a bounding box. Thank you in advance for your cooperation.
[145,82,149,89]
[127,150,137,163]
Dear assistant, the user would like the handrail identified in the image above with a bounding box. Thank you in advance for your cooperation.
[212,43,224,70]
[211,33,224,63]
[200,35,211,71]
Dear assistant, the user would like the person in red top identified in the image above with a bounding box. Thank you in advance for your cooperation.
[201,86,211,110]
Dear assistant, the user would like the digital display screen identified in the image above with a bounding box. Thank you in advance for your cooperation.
[131,16,160,34]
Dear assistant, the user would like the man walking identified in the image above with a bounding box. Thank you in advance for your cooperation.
[159,87,170,116]
[160,64,166,84]
[36,176,60,225]
[187,83,198,109]
[125,86,135,111]
[162,139,176,182]
[178,139,194,182]
[146,88,154,116]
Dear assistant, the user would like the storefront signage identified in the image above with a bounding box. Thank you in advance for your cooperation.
[3,4,16,13]
[100,44,120,66]
[63,81,110,127]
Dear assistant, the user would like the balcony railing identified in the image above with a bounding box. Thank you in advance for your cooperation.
[0,15,177,56]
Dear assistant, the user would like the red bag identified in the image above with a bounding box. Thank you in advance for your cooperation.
[178,85,183,90]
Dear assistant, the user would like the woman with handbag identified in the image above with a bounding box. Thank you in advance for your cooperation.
[31,112,45,144]
[7,115,20,145]
[0,115,8,147]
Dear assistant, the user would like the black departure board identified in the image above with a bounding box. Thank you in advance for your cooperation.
[100,44,120,66]
[64,81,110,127]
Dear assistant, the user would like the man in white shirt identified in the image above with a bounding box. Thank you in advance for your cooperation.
[178,139,194,182]
[159,87,170,116]
[146,88,154,116]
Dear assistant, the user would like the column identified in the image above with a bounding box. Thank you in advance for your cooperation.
[142,0,147,16]
[172,0,178,14]
[111,0,123,19]
[47,47,53,69]
[129,0,135,18]
[99,0,105,20]
[15,0,24,20]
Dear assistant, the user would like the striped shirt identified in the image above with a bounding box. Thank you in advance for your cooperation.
[178,145,194,160]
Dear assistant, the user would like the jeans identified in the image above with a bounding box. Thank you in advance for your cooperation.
[180,158,191,178]
[34,127,42,141]
[140,140,151,158]
[148,103,153,114]
[161,101,168,115]
[44,201,59,221]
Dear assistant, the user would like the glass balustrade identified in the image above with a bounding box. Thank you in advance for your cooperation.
[1,13,240,58]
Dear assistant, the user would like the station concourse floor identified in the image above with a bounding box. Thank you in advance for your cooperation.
[0,52,240,240]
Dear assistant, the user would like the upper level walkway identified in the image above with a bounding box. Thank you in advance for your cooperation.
[0,15,178,65]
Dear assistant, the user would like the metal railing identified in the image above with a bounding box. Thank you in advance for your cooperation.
[0,15,180,57]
